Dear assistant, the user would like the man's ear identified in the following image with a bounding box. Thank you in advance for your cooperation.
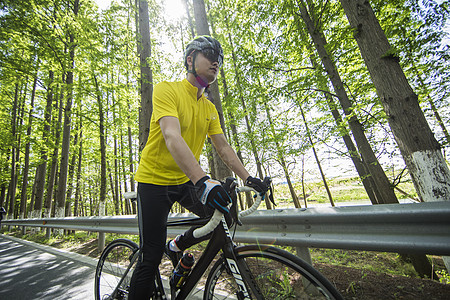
[186,56,193,70]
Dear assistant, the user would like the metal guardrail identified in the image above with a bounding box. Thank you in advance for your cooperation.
[3,201,450,256]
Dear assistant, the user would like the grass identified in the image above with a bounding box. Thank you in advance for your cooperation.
[273,176,418,208]
[278,245,449,284]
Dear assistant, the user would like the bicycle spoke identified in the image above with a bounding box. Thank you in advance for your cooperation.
[204,246,343,300]
[95,239,139,300]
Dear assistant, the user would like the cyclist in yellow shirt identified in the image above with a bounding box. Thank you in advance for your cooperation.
[129,36,267,299]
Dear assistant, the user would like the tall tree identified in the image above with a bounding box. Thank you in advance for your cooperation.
[19,66,39,219]
[264,101,301,208]
[73,118,83,217]
[43,83,63,219]
[93,74,107,218]
[137,0,153,151]
[192,0,233,181]
[32,70,54,219]
[55,0,80,221]
[340,0,450,272]
[6,82,20,219]
[340,0,450,203]
[296,0,399,205]
[299,102,335,207]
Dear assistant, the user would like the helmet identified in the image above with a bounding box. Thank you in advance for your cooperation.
[184,36,223,70]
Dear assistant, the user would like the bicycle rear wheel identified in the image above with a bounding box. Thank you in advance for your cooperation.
[95,238,139,300]
[204,245,343,300]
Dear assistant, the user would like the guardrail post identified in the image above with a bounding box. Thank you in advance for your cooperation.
[296,247,320,295]
[98,232,105,252]
[296,247,312,265]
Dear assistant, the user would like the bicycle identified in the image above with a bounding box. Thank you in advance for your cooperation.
[94,177,344,299]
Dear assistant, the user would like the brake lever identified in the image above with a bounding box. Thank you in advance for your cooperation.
[223,177,242,226]
[263,177,276,207]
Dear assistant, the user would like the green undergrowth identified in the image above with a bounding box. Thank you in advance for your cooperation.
[282,246,449,284]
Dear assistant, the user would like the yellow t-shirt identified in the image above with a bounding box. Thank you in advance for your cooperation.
[135,79,223,185]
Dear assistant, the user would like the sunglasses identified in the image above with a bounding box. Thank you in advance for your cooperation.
[201,48,223,67]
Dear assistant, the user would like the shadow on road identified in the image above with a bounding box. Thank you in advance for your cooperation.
[0,236,95,300]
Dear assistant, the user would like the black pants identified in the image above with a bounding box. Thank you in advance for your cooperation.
[128,181,214,300]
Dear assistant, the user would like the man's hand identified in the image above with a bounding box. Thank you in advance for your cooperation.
[245,176,271,194]
[196,176,232,214]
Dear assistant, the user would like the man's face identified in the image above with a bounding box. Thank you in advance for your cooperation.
[188,52,220,84]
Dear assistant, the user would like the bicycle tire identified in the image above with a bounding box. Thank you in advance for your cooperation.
[204,245,343,300]
[95,238,139,300]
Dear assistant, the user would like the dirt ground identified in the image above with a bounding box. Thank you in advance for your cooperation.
[316,263,450,300]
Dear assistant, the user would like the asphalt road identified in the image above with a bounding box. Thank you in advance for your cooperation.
[0,234,98,300]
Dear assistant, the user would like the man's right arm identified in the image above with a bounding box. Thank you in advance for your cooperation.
[160,116,231,213]
[159,116,206,184]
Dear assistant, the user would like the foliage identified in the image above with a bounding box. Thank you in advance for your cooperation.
[0,0,448,218]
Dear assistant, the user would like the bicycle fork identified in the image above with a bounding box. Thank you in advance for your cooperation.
[220,218,263,300]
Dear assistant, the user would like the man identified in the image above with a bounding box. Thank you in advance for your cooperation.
[0,207,5,229]
[128,36,267,299]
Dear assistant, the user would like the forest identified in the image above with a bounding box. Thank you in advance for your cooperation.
[0,0,449,222]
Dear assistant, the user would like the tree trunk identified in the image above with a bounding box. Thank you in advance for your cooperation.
[32,70,54,219]
[305,50,380,205]
[28,169,37,216]
[54,0,79,225]
[192,0,233,181]
[221,68,251,209]
[19,72,39,219]
[137,0,153,151]
[113,138,120,215]
[13,87,26,218]
[301,156,308,207]
[297,1,398,205]
[125,47,136,212]
[44,84,63,219]
[65,126,78,215]
[0,181,7,209]
[183,0,195,38]
[264,102,300,208]
[7,83,20,219]
[340,0,449,275]
[299,104,335,207]
[112,88,120,215]
[93,75,107,220]
[73,120,83,217]
[225,30,270,208]
[410,61,450,146]
[326,93,379,205]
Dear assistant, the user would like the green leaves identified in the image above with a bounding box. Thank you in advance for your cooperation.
[1,0,448,215]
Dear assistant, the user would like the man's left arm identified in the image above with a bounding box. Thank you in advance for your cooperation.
[210,133,250,181]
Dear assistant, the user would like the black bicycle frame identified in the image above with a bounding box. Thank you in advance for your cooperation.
[169,215,261,300]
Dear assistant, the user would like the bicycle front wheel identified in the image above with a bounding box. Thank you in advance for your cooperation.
[95,238,139,300]
[204,245,343,300]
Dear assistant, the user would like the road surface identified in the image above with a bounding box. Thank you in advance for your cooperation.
[0,234,97,300]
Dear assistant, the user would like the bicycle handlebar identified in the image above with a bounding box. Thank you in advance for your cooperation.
[193,186,262,238]
[124,184,265,239]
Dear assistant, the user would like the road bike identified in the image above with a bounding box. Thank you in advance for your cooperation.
[94,177,344,299]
